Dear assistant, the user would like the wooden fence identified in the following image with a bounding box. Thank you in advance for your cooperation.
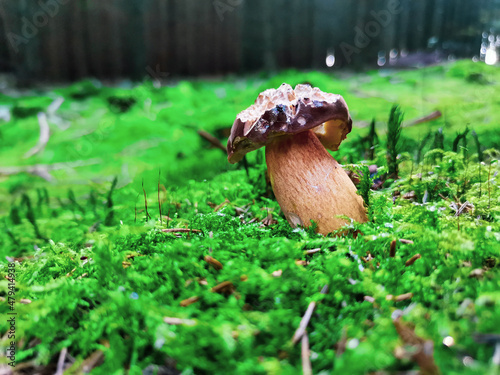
[0,0,497,82]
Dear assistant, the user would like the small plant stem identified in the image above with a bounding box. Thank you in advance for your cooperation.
[405,254,421,267]
[389,240,397,257]
[301,332,312,375]
[478,161,482,198]
[158,169,162,226]
[292,285,329,345]
[162,228,201,234]
[142,179,151,221]
[488,162,492,210]
[386,105,403,179]
[104,177,117,226]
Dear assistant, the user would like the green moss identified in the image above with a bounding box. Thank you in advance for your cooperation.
[0,61,499,374]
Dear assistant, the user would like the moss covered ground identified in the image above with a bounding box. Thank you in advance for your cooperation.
[0,60,499,374]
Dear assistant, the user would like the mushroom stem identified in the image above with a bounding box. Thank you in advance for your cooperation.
[265,130,367,235]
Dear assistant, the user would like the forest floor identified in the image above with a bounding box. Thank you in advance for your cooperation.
[0,60,499,374]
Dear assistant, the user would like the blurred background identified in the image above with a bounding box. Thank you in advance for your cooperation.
[0,0,499,84]
[0,0,499,195]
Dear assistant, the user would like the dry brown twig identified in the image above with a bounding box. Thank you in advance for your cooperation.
[214,198,230,212]
[407,110,442,127]
[389,240,397,257]
[406,254,421,267]
[394,293,414,302]
[180,296,199,307]
[80,341,108,373]
[260,212,278,227]
[197,129,226,152]
[393,318,440,374]
[334,327,348,357]
[211,281,234,294]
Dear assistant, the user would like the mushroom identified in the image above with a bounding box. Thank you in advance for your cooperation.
[227,83,367,235]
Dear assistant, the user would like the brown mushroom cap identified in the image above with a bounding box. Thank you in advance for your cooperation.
[227,83,353,163]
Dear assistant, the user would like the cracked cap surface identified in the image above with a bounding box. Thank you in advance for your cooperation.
[227,83,353,163]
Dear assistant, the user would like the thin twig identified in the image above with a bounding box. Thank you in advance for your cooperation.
[180,296,199,307]
[158,170,162,225]
[161,228,201,233]
[438,193,449,201]
[134,193,139,223]
[399,239,414,244]
[488,163,492,210]
[197,129,226,152]
[335,328,348,357]
[214,198,230,212]
[48,97,64,115]
[405,254,421,267]
[389,240,397,257]
[304,248,321,255]
[211,281,234,294]
[81,349,105,373]
[24,112,50,158]
[394,292,414,302]
[407,110,442,126]
[301,331,312,375]
[453,201,474,217]
[163,317,196,326]
[292,285,329,345]
[55,347,68,375]
[393,318,440,374]
[0,158,101,182]
[142,179,151,220]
